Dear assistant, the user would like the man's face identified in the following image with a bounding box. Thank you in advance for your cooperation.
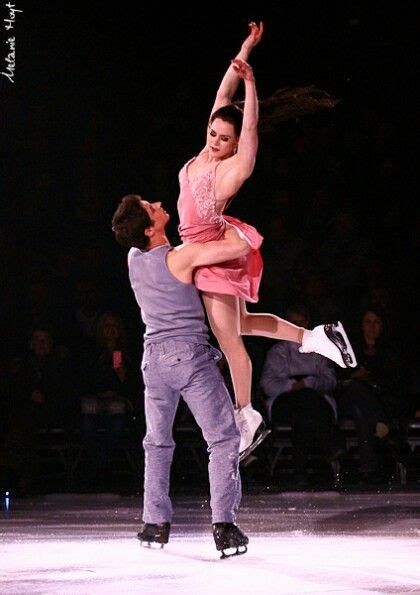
[140,200,170,232]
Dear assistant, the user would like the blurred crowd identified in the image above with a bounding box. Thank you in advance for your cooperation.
[1,102,418,494]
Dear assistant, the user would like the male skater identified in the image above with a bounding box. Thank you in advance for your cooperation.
[112,194,250,557]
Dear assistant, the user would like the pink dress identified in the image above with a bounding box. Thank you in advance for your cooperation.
[177,157,263,303]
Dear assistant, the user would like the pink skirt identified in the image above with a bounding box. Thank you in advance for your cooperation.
[194,215,264,303]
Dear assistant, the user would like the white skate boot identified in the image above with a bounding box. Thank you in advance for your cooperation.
[234,404,271,462]
[299,321,357,368]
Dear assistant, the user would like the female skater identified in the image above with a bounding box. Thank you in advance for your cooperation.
[177,22,356,458]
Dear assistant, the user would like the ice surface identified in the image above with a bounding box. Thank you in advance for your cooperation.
[1,491,420,594]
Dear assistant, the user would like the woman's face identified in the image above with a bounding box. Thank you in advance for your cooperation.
[362,311,383,342]
[206,118,238,159]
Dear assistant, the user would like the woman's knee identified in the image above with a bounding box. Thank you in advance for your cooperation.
[239,313,252,335]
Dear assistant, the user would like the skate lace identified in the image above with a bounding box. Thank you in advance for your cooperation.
[235,410,251,448]
[235,411,247,432]
[240,416,253,443]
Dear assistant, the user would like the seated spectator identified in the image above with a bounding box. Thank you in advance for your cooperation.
[78,311,140,484]
[0,326,74,493]
[70,278,104,351]
[359,275,400,338]
[335,305,408,481]
[260,304,342,486]
[12,279,62,354]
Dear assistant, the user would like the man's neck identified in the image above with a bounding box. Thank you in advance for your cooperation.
[147,234,170,251]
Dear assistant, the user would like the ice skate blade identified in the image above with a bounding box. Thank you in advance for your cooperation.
[239,428,271,462]
[140,542,165,549]
[220,545,248,559]
[324,322,357,368]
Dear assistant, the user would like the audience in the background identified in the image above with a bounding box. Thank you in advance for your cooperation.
[78,311,139,485]
[1,97,416,491]
[301,272,341,326]
[0,327,74,494]
[71,278,104,350]
[260,305,342,486]
[258,210,308,312]
[335,305,409,482]
[15,280,63,348]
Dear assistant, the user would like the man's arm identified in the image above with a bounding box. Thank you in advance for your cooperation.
[177,231,250,268]
[168,229,250,282]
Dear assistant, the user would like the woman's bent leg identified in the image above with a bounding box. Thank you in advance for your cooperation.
[239,301,303,342]
[239,302,356,369]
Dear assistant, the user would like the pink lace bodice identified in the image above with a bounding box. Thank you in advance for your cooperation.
[177,157,226,244]
[176,156,264,303]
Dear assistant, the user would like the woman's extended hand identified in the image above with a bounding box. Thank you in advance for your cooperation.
[241,21,264,52]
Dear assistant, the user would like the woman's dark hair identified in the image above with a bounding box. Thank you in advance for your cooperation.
[112,194,152,250]
[360,303,389,344]
[210,104,243,137]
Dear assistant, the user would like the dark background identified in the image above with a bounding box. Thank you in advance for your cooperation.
[0,1,419,495]
[1,0,418,344]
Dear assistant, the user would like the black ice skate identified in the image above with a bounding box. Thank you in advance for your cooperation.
[137,522,170,548]
[212,522,249,559]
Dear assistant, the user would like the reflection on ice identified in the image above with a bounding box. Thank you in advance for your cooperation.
[1,492,420,593]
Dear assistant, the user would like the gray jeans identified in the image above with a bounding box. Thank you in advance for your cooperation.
[141,339,241,524]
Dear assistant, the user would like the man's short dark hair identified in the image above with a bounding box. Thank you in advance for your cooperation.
[112,194,152,250]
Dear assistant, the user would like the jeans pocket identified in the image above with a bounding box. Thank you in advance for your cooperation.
[161,348,196,367]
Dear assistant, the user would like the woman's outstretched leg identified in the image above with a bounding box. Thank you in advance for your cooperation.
[239,301,357,369]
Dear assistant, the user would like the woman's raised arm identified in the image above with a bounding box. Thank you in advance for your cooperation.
[210,21,263,117]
